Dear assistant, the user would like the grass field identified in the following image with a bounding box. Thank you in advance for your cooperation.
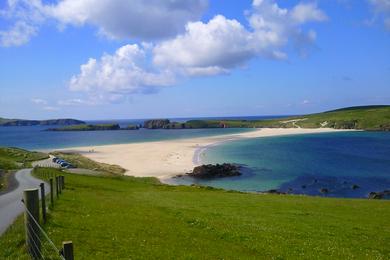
[1,167,389,259]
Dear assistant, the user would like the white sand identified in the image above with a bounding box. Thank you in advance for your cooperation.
[57,128,351,180]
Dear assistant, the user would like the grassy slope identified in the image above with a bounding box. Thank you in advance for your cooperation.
[180,106,390,130]
[51,151,125,176]
[1,168,389,259]
[0,147,48,191]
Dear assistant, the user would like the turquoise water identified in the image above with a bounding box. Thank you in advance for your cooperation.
[172,131,390,198]
[1,121,389,198]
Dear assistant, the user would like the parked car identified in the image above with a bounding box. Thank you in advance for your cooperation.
[52,157,58,162]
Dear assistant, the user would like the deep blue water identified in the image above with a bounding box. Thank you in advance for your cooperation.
[172,131,390,199]
[0,126,251,150]
[0,116,287,150]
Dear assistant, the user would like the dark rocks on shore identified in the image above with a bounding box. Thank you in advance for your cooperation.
[188,163,241,179]
[368,190,390,199]
[265,189,287,195]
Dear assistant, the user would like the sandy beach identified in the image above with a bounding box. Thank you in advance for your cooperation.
[58,128,351,180]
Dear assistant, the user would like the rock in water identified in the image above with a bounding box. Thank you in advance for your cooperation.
[188,164,241,179]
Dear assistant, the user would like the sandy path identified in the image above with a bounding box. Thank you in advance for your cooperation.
[57,128,351,180]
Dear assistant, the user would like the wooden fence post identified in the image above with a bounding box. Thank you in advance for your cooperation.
[62,241,74,260]
[61,176,65,189]
[24,189,41,259]
[39,183,46,224]
[49,178,54,206]
[58,176,62,194]
[55,176,59,198]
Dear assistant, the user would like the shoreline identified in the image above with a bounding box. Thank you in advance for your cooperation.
[55,128,354,181]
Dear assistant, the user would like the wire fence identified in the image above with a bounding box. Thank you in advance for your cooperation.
[22,201,65,260]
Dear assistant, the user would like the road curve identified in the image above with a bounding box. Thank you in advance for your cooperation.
[0,169,48,235]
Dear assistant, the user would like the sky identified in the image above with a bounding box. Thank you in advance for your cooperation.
[0,0,389,120]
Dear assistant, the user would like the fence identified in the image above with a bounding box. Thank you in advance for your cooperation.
[22,172,74,260]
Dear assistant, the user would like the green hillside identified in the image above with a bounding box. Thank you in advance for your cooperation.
[1,168,389,259]
[0,147,48,191]
[177,105,390,130]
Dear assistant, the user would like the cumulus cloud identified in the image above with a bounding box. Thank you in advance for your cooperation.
[0,0,208,46]
[69,0,327,100]
[69,44,175,100]
[368,0,390,30]
[153,0,327,76]
[46,0,208,40]
[153,15,256,76]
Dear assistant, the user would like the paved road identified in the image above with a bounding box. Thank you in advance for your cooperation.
[0,169,48,235]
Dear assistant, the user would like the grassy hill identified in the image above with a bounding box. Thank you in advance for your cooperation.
[0,147,48,191]
[163,105,390,130]
[1,168,389,259]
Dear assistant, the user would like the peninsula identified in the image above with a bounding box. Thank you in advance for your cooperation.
[142,106,390,131]
[0,118,85,126]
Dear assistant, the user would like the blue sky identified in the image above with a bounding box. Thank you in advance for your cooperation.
[0,0,389,120]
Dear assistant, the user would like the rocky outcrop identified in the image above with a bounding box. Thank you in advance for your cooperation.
[143,119,170,129]
[368,190,390,199]
[188,164,241,179]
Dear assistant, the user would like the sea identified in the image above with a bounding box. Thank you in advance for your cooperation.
[1,116,389,199]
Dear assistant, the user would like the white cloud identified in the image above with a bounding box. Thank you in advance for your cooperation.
[43,106,60,111]
[58,98,94,106]
[0,0,208,46]
[0,0,44,47]
[31,98,47,105]
[68,0,327,100]
[153,15,256,76]
[69,44,175,101]
[46,0,208,40]
[0,20,37,47]
[290,3,328,24]
[368,0,390,30]
[153,0,327,76]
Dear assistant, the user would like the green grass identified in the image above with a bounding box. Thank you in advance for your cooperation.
[0,147,48,169]
[51,151,125,176]
[176,105,390,130]
[1,167,389,259]
[0,147,48,191]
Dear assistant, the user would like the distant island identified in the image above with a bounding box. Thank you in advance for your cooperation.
[46,124,139,131]
[0,117,85,126]
[144,105,390,131]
